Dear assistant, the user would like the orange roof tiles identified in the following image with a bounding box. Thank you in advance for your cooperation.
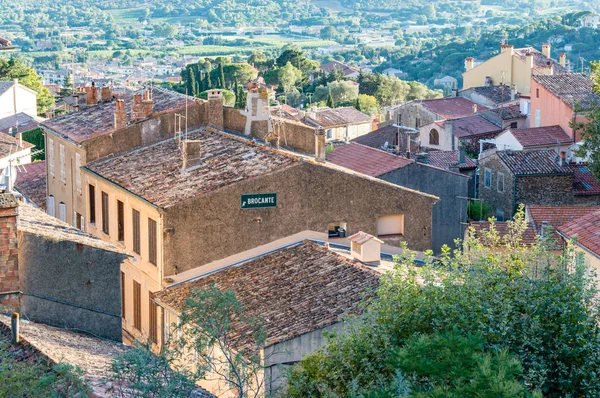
[326,143,412,177]
[558,210,600,257]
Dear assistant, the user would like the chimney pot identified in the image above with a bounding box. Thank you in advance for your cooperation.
[559,52,567,68]
[315,128,326,162]
[472,104,478,113]
[542,43,551,58]
[465,57,475,71]
[114,99,127,130]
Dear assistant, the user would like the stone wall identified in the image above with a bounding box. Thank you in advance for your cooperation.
[478,154,516,219]
[253,118,317,154]
[516,175,574,210]
[0,194,19,309]
[223,106,247,133]
[162,161,436,275]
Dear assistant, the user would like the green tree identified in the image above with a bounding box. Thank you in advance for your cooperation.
[277,62,302,93]
[59,72,73,97]
[320,26,337,41]
[573,60,600,180]
[219,62,226,89]
[326,90,335,108]
[356,94,379,116]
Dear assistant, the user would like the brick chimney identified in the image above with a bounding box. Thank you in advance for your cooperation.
[315,127,326,162]
[559,53,566,68]
[101,87,112,101]
[131,93,144,121]
[207,90,224,128]
[542,43,551,58]
[0,193,20,309]
[142,89,153,118]
[85,82,98,105]
[114,99,127,130]
[465,57,474,71]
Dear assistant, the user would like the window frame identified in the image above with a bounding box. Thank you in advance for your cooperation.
[48,137,55,177]
[132,209,141,255]
[121,272,126,320]
[117,200,125,243]
[148,217,157,266]
[429,128,440,145]
[497,172,505,193]
[88,184,96,225]
[484,168,492,189]
[101,191,109,235]
[59,143,66,184]
[133,280,141,331]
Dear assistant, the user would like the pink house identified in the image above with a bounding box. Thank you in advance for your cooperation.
[530,74,598,142]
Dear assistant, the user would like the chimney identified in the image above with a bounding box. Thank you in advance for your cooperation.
[16,133,23,149]
[472,103,478,114]
[484,76,492,87]
[543,61,553,75]
[465,57,474,71]
[101,87,112,101]
[451,88,458,98]
[348,231,382,265]
[207,90,224,128]
[511,84,517,101]
[525,52,534,69]
[0,193,20,309]
[542,43,551,58]
[315,127,326,162]
[142,89,153,118]
[114,99,126,130]
[459,145,466,164]
[181,140,202,171]
[558,150,566,166]
[131,93,144,121]
[559,52,566,68]
[500,44,514,54]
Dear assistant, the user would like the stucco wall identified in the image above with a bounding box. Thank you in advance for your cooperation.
[379,163,469,252]
[463,49,515,91]
[162,161,435,275]
[0,84,37,119]
[18,232,126,341]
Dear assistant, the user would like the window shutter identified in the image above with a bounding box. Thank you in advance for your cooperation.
[59,144,65,183]
[48,138,55,176]
[75,152,81,193]
[58,202,66,222]
[132,209,141,255]
[133,280,141,331]
[47,195,55,217]
[148,218,157,265]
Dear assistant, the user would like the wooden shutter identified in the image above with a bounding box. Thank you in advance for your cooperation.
[133,280,141,331]
[149,292,157,344]
[88,185,96,224]
[121,272,126,319]
[132,209,140,255]
[148,218,157,265]
[117,200,124,242]
[102,191,109,235]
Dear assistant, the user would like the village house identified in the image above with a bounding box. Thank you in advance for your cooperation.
[301,106,373,141]
[458,85,519,108]
[12,161,47,210]
[418,114,501,153]
[0,112,43,136]
[494,125,573,154]
[320,60,360,79]
[479,104,528,129]
[0,79,37,119]
[463,43,568,96]
[529,73,599,141]
[0,131,33,171]
[81,125,437,345]
[557,210,600,277]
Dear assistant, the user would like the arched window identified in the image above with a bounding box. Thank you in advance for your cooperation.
[429,129,440,145]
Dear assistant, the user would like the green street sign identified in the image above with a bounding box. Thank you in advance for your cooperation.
[241,193,277,209]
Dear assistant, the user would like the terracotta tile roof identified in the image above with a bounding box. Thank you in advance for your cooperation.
[41,87,191,144]
[469,86,519,104]
[85,127,299,208]
[532,73,600,109]
[528,205,600,231]
[0,131,34,158]
[514,47,569,74]
[18,203,129,255]
[558,210,600,257]
[326,143,411,177]
[481,104,525,120]
[154,240,380,348]
[320,61,359,76]
[509,125,573,148]
[14,161,46,209]
[417,97,489,120]
[351,124,420,154]
[570,164,600,195]
[0,113,42,135]
[469,221,538,245]
[450,115,502,138]
[497,150,572,176]
[427,150,477,170]
[303,107,371,128]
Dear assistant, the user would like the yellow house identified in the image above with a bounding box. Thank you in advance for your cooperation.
[462,44,568,96]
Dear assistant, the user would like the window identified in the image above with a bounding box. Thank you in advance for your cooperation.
[88,185,96,224]
[484,168,492,189]
[58,202,66,222]
[117,200,124,242]
[149,293,158,344]
[148,218,157,266]
[415,118,420,129]
[429,129,439,145]
[48,137,55,176]
[496,210,505,222]
[133,280,141,331]
[121,272,126,320]
[535,109,541,127]
[74,212,83,230]
[510,122,518,129]
[377,214,405,237]
[47,195,55,217]
[102,191,109,235]
[536,88,539,98]
[75,152,81,193]
[132,209,141,255]
[326,129,333,139]
[59,144,66,184]
[497,172,505,193]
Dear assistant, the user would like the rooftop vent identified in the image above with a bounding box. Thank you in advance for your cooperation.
[348,231,383,265]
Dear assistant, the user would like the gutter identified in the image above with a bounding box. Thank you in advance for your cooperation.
[556,231,600,261]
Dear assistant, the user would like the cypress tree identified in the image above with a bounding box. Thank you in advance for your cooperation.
[188,66,196,96]
[219,63,226,89]
[326,90,335,108]
[355,96,361,112]
[205,70,212,90]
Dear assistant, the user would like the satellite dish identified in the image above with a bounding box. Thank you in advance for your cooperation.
[0,166,17,191]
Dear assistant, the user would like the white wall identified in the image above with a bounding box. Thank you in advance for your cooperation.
[494,130,523,151]
[0,82,38,119]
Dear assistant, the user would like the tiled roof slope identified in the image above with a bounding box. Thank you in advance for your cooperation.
[85,127,299,208]
[528,205,600,231]
[351,124,420,154]
[450,115,502,138]
[155,240,380,349]
[14,161,46,209]
[481,104,525,121]
[0,131,33,158]
[469,221,538,245]
[497,150,572,176]
[558,210,600,257]
[41,87,191,144]
[514,48,568,74]
[326,143,411,177]
[510,125,573,148]
[470,86,519,103]
[303,106,371,128]
[418,97,489,119]
[320,61,359,76]
[0,112,42,135]
[570,164,600,196]
[533,73,600,109]
[18,203,129,255]
[427,150,477,170]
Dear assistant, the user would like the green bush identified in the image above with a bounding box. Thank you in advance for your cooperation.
[467,200,493,221]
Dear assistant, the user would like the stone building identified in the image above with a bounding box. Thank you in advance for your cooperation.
[478,149,574,220]
[0,193,128,341]
[81,126,437,346]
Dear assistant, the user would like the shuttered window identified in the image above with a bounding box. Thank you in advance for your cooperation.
[149,292,158,344]
[75,152,82,193]
[88,185,96,224]
[117,200,124,242]
[48,137,55,176]
[47,195,55,217]
[58,202,66,222]
[132,209,141,255]
[59,144,66,183]
[148,218,157,266]
[102,191,109,235]
[133,280,141,331]
[121,272,126,319]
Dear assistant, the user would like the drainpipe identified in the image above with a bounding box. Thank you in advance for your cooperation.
[512,176,518,218]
